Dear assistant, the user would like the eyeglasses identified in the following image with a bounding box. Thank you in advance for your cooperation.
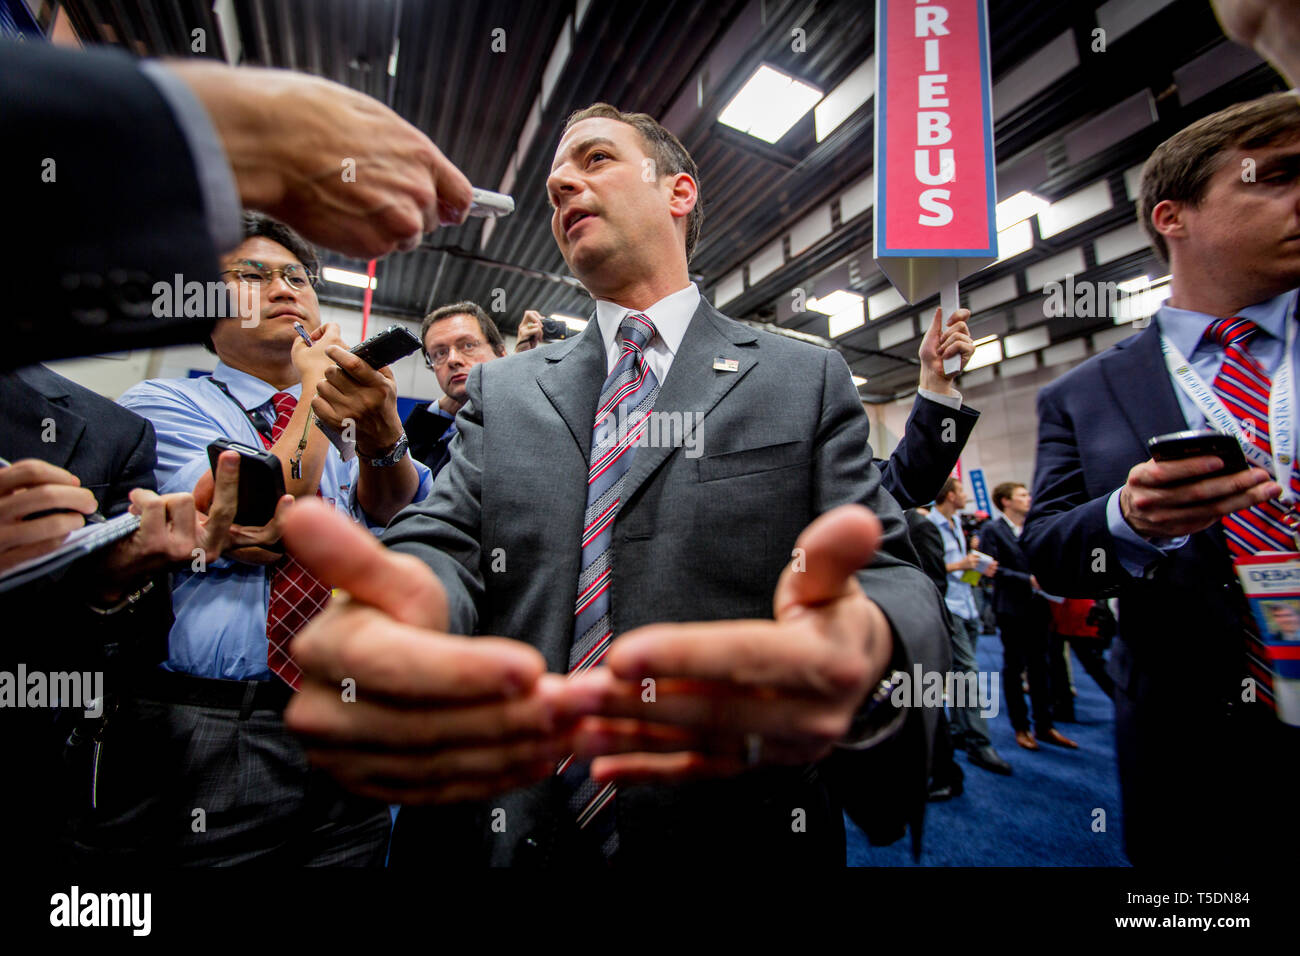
[220,260,319,290]
[425,338,488,369]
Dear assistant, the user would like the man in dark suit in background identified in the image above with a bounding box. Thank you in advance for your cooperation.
[980,481,1077,752]
[1022,91,1300,864]
[405,302,508,477]
[278,102,948,866]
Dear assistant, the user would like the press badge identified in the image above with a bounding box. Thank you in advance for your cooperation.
[1233,551,1300,726]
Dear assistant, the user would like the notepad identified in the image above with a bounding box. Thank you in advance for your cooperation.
[0,512,140,594]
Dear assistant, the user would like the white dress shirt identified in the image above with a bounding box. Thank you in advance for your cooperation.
[594,283,701,381]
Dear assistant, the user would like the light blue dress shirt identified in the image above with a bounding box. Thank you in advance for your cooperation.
[119,362,433,680]
[928,507,979,622]
[1107,288,1300,576]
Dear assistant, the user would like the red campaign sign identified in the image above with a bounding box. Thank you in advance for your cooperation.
[875,0,997,258]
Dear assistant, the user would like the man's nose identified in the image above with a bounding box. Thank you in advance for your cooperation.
[267,276,300,300]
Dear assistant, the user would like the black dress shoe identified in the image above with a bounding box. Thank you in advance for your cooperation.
[967,745,1012,775]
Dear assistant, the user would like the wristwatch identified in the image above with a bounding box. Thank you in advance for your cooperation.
[363,432,410,468]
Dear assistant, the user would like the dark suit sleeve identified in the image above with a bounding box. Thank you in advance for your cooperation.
[383,371,487,636]
[4,39,222,367]
[878,395,979,509]
[1021,383,1123,597]
[980,522,1033,586]
[812,349,950,846]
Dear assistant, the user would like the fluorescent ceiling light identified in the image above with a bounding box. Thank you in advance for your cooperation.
[972,333,998,346]
[387,38,400,77]
[718,64,823,144]
[815,57,874,142]
[966,338,1003,371]
[995,191,1050,231]
[1117,274,1153,293]
[551,313,587,330]
[994,219,1034,263]
[851,375,868,387]
[808,290,866,338]
[322,267,376,290]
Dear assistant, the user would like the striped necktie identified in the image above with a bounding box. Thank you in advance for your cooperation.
[261,391,331,690]
[1207,316,1300,710]
[556,312,661,860]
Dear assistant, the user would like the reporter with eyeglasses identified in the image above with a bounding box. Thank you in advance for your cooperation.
[404,302,509,478]
[80,213,434,866]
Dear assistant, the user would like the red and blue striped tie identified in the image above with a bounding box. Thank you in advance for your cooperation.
[1207,316,1299,709]
[557,312,660,859]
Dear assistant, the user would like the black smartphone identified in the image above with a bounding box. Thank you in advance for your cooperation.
[207,439,286,526]
[540,316,569,341]
[1147,428,1250,479]
[350,325,423,369]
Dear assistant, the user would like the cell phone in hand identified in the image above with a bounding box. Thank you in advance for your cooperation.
[207,439,286,526]
[1147,428,1250,481]
[350,325,423,369]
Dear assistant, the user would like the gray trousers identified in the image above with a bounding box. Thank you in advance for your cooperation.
[68,693,390,866]
[947,613,991,751]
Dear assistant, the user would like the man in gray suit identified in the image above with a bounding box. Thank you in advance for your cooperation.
[279,103,948,866]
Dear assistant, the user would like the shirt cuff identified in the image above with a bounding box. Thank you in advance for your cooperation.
[918,387,962,410]
[139,60,242,254]
[1106,487,1189,577]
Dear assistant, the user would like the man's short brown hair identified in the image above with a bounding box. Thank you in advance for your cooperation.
[937,476,962,504]
[1137,91,1300,262]
[992,481,1026,512]
[419,301,506,357]
[562,102,704,263]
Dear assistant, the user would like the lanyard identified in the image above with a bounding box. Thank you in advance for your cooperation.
[1160,315,1297,505]
[207,377,274,446]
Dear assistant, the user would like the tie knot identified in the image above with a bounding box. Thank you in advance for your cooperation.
[618,313,657,352]
[1206,317,1259,349]
[272,391,297,415]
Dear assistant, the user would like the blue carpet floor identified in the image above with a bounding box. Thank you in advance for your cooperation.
[847,631,1130,866]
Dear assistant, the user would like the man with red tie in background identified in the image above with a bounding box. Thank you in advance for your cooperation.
[1022,91,1300,865]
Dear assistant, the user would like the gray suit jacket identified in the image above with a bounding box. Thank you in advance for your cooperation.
[383,300,948,866]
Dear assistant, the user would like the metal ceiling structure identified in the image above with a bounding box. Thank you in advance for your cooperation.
[58,0,1289,399]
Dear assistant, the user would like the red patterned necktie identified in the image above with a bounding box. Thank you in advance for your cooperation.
[1206,317,1300,709]
[260,390,332,690]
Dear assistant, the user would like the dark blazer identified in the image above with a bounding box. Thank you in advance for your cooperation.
[0,365,172,859]
[3,39,221,367]
[403,401,456,477]
[977,517,1038,618]
[906,509,949,597]
[1021,320,1300,864]
[878,396,979,510]
[383,300,949,866]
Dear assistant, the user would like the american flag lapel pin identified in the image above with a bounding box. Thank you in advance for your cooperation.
[713,356,739,372]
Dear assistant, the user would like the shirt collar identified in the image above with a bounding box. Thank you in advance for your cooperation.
[594,283,700,358]
[1000,512,1022,536]
[1157,288,1298,359]
[212,360,302,412]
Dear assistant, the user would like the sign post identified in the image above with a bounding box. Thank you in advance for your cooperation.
[874,0,998,373]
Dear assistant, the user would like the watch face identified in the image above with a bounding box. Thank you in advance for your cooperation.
[371,435,408,466]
